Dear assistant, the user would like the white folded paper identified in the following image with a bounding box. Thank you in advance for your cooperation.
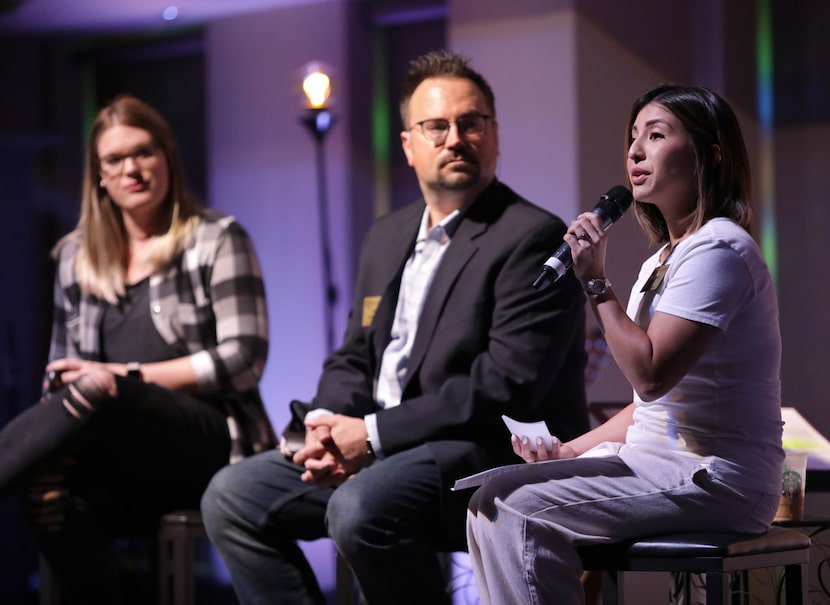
[451,416,558,491]
[500,414,555,452]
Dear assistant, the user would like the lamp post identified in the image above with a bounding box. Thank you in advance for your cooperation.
[299,63,338,354]
[298,64,357,600]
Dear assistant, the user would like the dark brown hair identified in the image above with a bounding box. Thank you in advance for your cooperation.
[399,50,496,127]
[626,84,752,244]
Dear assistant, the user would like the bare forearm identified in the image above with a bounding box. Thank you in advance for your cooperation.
[123,357,200,392]
[594,292,717,401]
[564,402,635,456]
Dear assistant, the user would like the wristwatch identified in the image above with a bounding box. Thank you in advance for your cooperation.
[584,278,611,298]
[126,361,142,380]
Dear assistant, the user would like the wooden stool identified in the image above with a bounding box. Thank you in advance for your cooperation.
[158,509,208,605]
[39,509,208,605]
[579,526,810,604]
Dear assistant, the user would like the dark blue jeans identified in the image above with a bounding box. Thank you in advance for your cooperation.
[0,376,230,604]
[201,444,455,605]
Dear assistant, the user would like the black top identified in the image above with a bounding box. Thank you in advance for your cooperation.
[101,277,182,364]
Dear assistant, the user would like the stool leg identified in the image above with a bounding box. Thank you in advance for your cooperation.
[600,570,621,605]
[159,533,170,605]
[172,534,184,605]
[705,571,727,605]
[783,562,806,605]
[39,555,59,605]
[159,526,194,605]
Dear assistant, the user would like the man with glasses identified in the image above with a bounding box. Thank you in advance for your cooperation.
[202,49,588,605]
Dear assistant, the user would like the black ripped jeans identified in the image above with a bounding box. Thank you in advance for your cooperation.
[0,376,230,605]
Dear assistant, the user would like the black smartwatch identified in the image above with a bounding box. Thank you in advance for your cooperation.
[126,361,142,380]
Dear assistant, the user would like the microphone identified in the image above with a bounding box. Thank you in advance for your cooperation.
[532,185,633,290]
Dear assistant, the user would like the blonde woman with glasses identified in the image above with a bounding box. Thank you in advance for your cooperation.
[0,94,275,604]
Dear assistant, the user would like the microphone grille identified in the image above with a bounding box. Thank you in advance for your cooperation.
[598,186,633,222]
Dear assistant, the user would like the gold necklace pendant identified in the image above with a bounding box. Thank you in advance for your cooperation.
[641,263,669,293]
[641,243,672,293]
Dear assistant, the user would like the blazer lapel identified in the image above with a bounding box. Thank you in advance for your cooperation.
[402,208,489,392]
[369,203,423,356]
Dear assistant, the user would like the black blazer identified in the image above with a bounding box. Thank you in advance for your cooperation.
[313,180,588,542]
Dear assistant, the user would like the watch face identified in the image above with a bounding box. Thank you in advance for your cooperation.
[588,279,607,296]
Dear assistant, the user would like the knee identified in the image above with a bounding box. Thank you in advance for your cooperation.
[326,484,372,553]
[467,481,502,522]
[75,369,118,399]
[200,464,238,537]
[59,370,117,419]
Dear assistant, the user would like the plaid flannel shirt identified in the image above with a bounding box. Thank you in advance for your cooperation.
[48,210,276,462]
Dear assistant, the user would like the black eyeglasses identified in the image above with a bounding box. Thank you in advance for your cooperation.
[410,114,491,144]
[99,144,160,176]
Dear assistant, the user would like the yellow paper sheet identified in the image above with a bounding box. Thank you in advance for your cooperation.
[782,407,830,470]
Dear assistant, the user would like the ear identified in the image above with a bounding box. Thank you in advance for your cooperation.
[711,144,721,165]
[401,130,415,167]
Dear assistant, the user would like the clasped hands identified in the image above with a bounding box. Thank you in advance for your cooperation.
[294,415,373,487]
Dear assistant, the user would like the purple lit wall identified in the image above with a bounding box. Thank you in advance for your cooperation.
[206,2,353,592]
[206,3,352,428]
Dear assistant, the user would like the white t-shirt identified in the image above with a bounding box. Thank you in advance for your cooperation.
[620,218,783,495]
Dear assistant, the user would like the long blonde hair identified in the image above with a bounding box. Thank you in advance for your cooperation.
[54,95,200,303]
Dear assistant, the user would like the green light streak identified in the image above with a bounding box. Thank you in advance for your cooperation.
[372,30,391,218]
[756,0,777,287]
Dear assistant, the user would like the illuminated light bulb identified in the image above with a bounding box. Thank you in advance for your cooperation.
[302,70,331,109]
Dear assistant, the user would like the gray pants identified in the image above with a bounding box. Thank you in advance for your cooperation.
[466,453,779,605]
